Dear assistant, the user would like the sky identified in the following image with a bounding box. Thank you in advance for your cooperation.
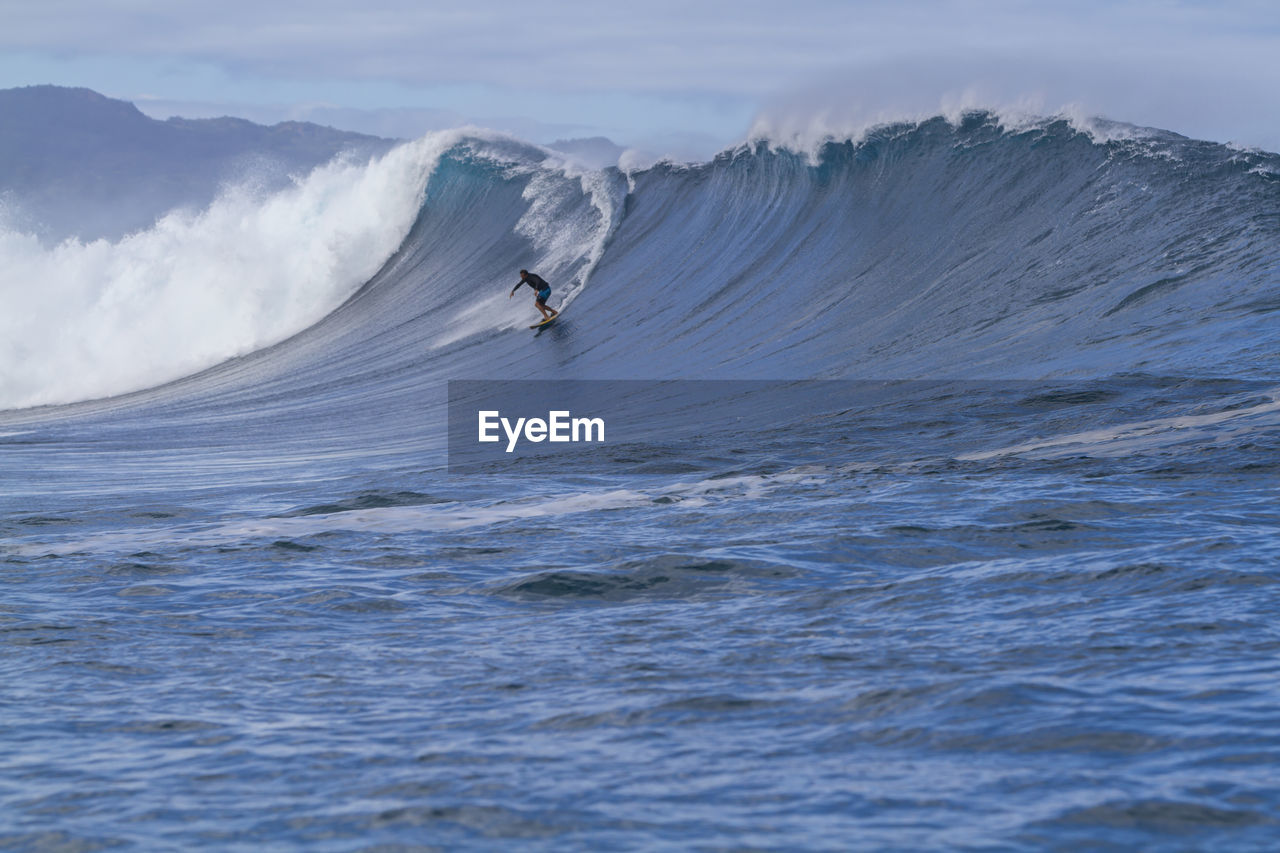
[2,0,1280,157]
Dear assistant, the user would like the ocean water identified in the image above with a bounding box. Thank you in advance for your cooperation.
[3,112,1280,850]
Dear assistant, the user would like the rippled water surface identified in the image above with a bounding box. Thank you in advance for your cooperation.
[5,385,1280,850]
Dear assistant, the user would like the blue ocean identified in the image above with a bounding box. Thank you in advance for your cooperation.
[3,110,1280,850]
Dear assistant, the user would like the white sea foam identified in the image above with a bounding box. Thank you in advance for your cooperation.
[0,132,470,410]
[429,139,626,348]
[958,390,1280,461]
[514,158,625,298]
[6,467,827,559]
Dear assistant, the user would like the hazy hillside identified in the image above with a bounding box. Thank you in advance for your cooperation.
[0,86,396,242]
[545,136,627,168]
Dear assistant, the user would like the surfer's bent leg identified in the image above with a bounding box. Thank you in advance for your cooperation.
[536,287,555,317]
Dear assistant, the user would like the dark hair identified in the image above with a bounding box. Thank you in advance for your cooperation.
[519,269,529,276]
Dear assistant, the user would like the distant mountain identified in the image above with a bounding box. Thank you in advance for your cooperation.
[0,86,396,242]
[545,136,627,168]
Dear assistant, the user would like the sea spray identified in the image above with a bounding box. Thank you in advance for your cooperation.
[0,133,456,409]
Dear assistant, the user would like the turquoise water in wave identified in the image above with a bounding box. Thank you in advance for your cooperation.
[3,114,1280,850]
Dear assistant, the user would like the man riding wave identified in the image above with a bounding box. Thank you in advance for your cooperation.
[510,269,559,322]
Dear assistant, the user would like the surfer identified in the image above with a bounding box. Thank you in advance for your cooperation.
[510,269,558,321]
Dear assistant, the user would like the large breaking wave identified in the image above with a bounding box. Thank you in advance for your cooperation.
[2,110,1278,413]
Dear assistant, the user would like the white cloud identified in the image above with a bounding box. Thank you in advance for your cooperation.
[6,1,1266,92]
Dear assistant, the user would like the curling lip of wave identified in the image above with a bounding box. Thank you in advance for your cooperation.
[0,131,469,410]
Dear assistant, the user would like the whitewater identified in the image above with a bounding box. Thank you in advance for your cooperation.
[3,110,1279,850]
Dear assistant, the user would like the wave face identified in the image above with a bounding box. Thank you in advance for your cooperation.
[3,112,1279,417]
[583,114,1279,381]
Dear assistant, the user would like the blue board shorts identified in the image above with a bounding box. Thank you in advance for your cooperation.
[536,287,551,303]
